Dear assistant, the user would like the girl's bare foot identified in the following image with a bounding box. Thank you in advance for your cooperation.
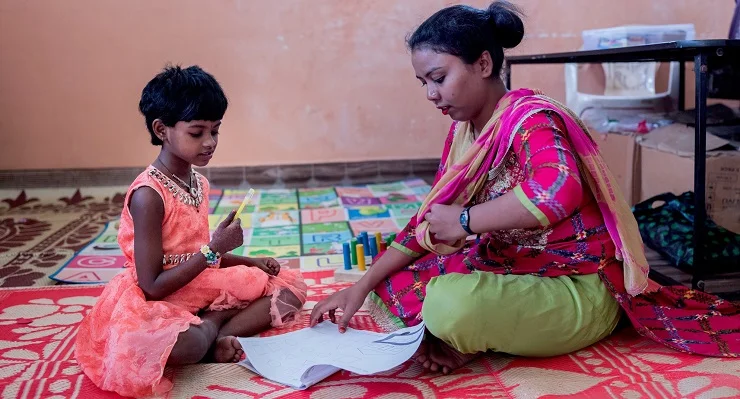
[213,336,244,363]
[421,335,481,374]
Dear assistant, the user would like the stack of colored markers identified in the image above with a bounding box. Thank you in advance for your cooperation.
[342,232,397,271]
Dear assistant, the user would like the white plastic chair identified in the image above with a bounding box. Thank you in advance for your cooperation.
[565,24,695,117]
[565,61,681,117]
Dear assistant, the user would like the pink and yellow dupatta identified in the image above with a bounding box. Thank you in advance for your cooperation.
[414,88,649,296]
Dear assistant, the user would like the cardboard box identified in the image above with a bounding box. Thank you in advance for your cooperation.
[582,108,675,206]
[593,131,640,205]
[638,124,740,234]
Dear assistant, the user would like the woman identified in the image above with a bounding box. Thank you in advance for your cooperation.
[311,1,739,374]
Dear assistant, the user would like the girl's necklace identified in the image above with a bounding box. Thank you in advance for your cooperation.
[157,160,198,198]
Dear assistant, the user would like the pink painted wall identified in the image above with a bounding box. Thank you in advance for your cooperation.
[0,0,733,170]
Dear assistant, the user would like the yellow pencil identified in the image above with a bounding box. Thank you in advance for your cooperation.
[234,188,255,220]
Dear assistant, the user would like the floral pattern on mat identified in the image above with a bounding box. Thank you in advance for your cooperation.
[0,188,125,287]
[1,283,740,399]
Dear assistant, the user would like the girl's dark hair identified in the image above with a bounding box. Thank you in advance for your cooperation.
[407,1,524,77]
[138,65,228,146]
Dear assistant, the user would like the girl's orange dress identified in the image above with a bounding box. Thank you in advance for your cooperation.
[75,166,308,398]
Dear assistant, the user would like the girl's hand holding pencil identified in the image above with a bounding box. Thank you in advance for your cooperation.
[209,210,244,254]
[209,189,255,254]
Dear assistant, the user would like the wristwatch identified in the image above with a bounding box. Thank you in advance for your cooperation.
[200,244,222,268]
[459,206,475,235]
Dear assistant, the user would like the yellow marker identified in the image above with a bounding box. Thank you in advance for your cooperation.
[374,232,383,250]
[234,188,256,220]
[356,244,366,271]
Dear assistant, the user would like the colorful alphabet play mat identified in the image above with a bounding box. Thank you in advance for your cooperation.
[49,180,430,284]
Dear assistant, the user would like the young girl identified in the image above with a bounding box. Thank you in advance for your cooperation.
[75,65,308,398]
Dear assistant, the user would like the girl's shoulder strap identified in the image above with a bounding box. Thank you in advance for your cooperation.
[117,167,169,258]
[125,166,166,207]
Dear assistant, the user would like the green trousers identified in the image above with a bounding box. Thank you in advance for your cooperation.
[421,272,621,357]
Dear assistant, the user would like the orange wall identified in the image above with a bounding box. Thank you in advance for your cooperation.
[0,0,733,170]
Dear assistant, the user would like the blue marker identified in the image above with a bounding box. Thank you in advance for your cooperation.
[360,232,369,249]
[342,242,352,270]
[369,235,378,257]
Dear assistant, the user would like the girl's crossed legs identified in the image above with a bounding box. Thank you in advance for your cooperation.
[168,290,303,365]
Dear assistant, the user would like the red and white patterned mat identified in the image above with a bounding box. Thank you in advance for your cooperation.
[1,281,739,399]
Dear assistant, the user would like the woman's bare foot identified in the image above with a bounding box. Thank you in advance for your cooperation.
[213,336,244,363]
[412,338,430,364]
[421,335,480,374]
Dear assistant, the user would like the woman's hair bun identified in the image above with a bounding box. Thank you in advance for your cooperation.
[486,1,524,49]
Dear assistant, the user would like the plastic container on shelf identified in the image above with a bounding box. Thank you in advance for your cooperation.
[566,24,696,117]
[581,24,696,51]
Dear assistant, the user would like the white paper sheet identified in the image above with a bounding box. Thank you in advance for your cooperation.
[237,321,425,390]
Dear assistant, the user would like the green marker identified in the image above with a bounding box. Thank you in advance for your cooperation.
[350,238,358,265]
